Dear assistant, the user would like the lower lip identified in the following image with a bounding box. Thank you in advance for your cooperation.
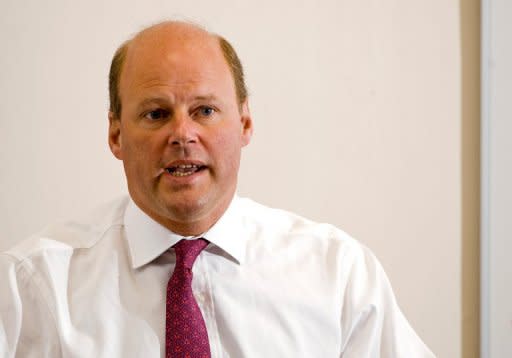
[161,168,206,184]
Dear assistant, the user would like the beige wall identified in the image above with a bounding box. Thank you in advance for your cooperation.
[0,1,480,357]
[461,1,480,357]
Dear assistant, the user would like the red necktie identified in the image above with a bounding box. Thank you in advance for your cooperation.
[166,239,211,358]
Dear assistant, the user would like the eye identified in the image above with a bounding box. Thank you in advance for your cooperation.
[196,106,216,118]
[144,109,169,121]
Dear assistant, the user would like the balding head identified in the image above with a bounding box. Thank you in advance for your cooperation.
[107,20,253,235]
[109,21,247,119]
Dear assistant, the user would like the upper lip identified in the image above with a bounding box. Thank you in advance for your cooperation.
[164,159,207,169]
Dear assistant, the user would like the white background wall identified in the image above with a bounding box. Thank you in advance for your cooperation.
[482,0,512,357]
[0,1,470,357]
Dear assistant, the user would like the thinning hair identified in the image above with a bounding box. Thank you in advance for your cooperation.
[108,23,248,119]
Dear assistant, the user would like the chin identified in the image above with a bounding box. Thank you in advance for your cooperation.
[163,195,209,221]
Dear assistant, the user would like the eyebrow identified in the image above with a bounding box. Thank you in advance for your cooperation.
[193,95,217,101]
[137,97,168,108]
[136,95,219,109]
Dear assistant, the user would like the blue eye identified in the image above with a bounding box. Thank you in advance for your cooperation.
[144,109,169,121]
[198,106,215,117]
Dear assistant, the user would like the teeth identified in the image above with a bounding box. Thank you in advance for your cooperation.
[170,171,195,177]
[165,164,202,177]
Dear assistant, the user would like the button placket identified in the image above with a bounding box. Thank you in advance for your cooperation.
[195,251,222,358]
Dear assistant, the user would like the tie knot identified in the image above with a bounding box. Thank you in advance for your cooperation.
[173,238,209,269]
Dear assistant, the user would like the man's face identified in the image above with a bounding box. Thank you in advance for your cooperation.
[109,25,252,235]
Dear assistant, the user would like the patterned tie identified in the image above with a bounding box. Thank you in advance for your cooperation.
[166,238,211,358]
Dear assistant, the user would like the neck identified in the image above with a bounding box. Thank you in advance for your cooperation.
[132,194,235,237]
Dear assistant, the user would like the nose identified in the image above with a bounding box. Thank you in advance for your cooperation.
[167,111,198,146]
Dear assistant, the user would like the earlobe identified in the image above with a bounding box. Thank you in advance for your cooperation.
[108,111,123,160]
[240,101,253,147]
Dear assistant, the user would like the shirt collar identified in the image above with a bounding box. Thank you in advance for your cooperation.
[124,195,246,269]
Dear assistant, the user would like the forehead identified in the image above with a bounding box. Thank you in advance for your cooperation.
[120,25,232,95]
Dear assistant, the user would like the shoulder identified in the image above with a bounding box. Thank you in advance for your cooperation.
[236,196,370,259]
[1,196,130,268]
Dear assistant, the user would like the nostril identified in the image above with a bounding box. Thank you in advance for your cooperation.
[171,138,197,145]
[167,116,197,145]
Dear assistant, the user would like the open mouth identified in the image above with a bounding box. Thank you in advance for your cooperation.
[165,164,207,177]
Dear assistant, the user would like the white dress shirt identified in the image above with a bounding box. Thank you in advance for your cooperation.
[0,195,435,357]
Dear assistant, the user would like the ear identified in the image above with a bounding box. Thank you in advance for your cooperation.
[108,111,123,160]
[239,100,253,147]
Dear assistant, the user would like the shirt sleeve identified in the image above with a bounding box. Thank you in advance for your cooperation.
[0,253,61,358]
[339,245,436,357]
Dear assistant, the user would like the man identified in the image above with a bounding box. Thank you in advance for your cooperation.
[0,21,435,357]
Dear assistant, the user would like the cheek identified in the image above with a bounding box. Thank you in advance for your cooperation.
[210,133,243,173]
[121,132,161,173]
